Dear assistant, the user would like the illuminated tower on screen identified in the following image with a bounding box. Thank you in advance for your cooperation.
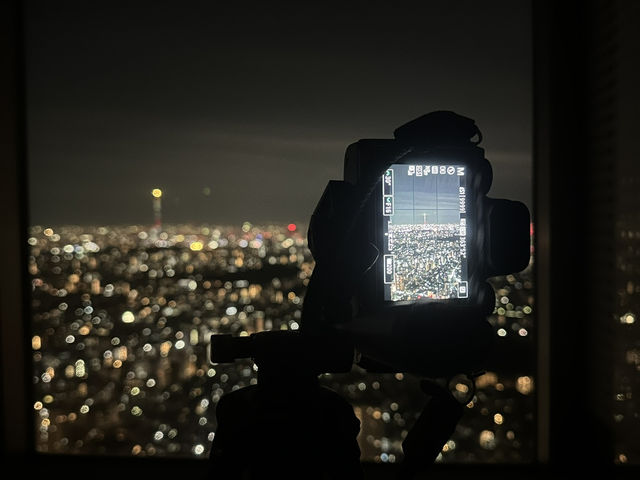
[152,188,163,230]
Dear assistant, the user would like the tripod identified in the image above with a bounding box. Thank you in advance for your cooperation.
[207,333,363,479]
[206,330,467,479]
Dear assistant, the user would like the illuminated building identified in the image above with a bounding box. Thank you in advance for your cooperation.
[152,188,163,230]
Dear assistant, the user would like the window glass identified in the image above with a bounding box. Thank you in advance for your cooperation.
[27,0,533,462]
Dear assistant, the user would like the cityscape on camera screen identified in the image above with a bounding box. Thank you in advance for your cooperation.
[382,164,468,301]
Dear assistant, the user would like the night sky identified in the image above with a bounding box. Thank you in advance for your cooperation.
[26,0,532,226]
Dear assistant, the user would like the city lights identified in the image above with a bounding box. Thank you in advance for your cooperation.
[620,312,636,325]
[29,222,535,461]
[516,376,534,395]
[189,241,204,251]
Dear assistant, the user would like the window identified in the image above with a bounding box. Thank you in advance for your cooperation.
[25,0,533,464]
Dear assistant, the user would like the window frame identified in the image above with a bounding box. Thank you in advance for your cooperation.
[5,0,640,476]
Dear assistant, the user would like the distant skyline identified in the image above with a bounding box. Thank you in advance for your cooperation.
[26,0,532,226]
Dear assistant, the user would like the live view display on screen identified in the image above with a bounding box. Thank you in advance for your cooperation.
[382,163,468,301]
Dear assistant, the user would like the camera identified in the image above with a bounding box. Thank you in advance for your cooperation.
[343,111,529,310]
[211,111,530,378]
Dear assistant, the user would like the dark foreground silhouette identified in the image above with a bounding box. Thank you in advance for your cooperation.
[207,359,465,479]
[208,369,363,479]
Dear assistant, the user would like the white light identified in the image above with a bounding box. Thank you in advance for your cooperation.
[121,311,135,323]
[479,430,496,450]
[75,360,85,377]
[84,241,99,252]
[621,312,636,324]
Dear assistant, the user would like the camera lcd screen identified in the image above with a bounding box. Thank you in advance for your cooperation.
[382,163,468,301]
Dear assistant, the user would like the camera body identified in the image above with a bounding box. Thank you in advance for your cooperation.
[304,111,530,376]
[341,122,529,314]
